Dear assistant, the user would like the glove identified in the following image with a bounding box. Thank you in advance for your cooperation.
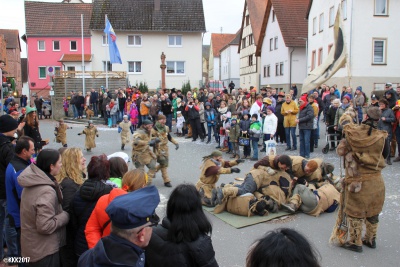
[77,133,82,136]
[175,144,179,150]
[96,135,99,137]
[148,140,156,146]
[236,159,245,164]
[231,167,240,173]
[154,137,161,143]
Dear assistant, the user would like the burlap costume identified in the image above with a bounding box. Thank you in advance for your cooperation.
[151,125,178,184]
[119,120,132,145]
[132,126,157,182]
[290,156,325,183]
[196,158,238,205]
[331,119,387,250]
[55,123,68,146]
[81,126,98,149]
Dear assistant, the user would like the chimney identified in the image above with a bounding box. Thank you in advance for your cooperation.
[155,0,160,11]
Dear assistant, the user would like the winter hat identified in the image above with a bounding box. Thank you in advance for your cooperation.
[278,92,285,97]
[142,119,153,125]
[26,106,37,115]
[231,118,237,122]
[251,114,258,119]
[299,94,308,103]
[123,115,128,118]
[366,106,381,121]
[267,106,275,113]
[0,115,19,133]
[211,150,223,157]
[306,160,318,173]
[342,95,351,102]
[205,102,211,107]
[177,111,182,115]
[88,120,93,125]
[157,114,166,120]
[356,86,362,92]
[263,98,272,105]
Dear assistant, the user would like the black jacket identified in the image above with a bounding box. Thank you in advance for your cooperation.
[0,134,15,199]
[23,123,42,151]
[90,91,99,104]
[275,100,284,124]
[326,106,338,126]
[145,218,218,267]
[75,95,85,108]
[298,104,315,130]
[71,180,112,256]
[187,106,200,120]
[161,100,173,115]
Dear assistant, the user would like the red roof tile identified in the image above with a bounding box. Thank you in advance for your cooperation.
[25,2,92,37]
[247,0,269,46]
[0,29,20,50]
[59,54,92,62]
[211,33,237,57]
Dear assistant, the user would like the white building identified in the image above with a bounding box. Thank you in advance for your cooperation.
[90,0,205,90]
[220,32,240,88]
[259,0,308,92]
[208,33,236,83]
[307,0,400,95]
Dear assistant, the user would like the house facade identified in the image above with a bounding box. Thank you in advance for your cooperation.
[202,45,210,86]
[0,29,22,93]
[238,0,268,90]
[220,32,240,88]
[259,0,308,92]
[90,0,205,90]
[24,1,92,95]
[208,33,236,83]
[307,0,400,95]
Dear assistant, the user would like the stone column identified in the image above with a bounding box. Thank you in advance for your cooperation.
[160,52,166,89]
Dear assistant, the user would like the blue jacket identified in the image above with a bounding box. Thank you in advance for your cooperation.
[5,155,31,228]
[78,233,145,267]
[205,108,217,126]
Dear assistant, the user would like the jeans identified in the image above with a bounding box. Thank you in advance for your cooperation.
[111,114,117,126]
[77,106,83,117]
[285,127,297,149]
[0,199,18,259]
[166,113,173,131]
[72,105,78,118]
[236,173,258,196]
[251,139,259,159]
[299,129,311,158]
[91,102,98,116]
[118,110,124,122]
[207,125,217,142]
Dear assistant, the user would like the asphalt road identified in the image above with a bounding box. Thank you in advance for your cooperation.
[40,119,400,267]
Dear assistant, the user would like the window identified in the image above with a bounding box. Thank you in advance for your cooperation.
[70,41,77,51]
[274,37,278,50]
[269,38,273,51]
[38,40,45,51]
[272,10,275,22]
[263,66,267,78]
[166,61,185,74]
[67,66,75,77]
[328,44,333,53]
[102,35,108,46]
[53,41,60,51]
[267,65,270,77]
[342,0,347,20]
[319,13,324,32]
[318,48,323,66]
[248,55,253,66]
[168,35,182,46]
[54,66,61,76]
[311,50,316,70]
[103,61,112,71]
[38,67,46,79]
[279,62,284,76]
[313,17,317,35]
[248,34,253,45]
[375,0,388,15]
[373,39,386,64]
[242,38,246,49]
[245,15,250,26]
[329,6,335,27]
[128,35,142,46]
[275,63,279,76]
[128,61,142,73]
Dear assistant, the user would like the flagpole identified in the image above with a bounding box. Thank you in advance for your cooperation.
[81,14,85,95]
[105,14,109,89]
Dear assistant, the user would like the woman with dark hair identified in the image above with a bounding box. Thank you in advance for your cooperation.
[246,228,321,267]
[71,154,112,257]
[23,106,46,152]
[145,183,218,267]
[18,149,69,266]
[108,156,128,188]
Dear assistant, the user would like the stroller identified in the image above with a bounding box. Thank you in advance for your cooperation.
[322,125,341,154]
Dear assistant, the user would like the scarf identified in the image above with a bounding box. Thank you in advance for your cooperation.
[155,121,166,133]
[109,102,115,109]
[341,103,349,109]
[256,100,262,107]
[299,102,308,110]
[218,106,228,114]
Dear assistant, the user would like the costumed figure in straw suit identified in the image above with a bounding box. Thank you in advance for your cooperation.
[195,150,243,207]
[119,115,132,150]
[330,106,389,253]
[78,120,98,152]
[54,119,71,147]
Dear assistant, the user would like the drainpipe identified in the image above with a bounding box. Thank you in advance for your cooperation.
[289,47,295,91]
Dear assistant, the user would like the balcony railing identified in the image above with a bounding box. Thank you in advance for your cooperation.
[55,71,127,79]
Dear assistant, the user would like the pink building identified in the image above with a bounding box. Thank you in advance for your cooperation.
[23,1,92,97]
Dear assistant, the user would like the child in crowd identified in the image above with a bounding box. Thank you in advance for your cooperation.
[176,111,185,137]
[119,115,132,150]
[262,106,278,153]
[63,97,69,117]
[239,111,251,159]
[129,102,139,132]
[228,117,241,159]
[54,119,71,147]
[78,120,99,152]
[249,114,261,161]
[220,114,231,152]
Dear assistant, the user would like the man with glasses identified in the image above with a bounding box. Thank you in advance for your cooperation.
[78,186,160,267]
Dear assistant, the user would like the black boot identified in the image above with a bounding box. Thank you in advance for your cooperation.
[121,144,125,150]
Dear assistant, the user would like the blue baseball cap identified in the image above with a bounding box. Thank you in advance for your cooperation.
[106,186,160,229]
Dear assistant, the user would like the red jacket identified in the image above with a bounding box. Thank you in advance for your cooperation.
[85,188,126,249]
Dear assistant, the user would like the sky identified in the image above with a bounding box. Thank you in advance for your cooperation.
[0,0,244,58]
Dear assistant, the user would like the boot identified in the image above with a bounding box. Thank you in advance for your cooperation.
[251,200,267,216]
[281,194,301,213]
[363,221,378,248]
[121,144,125,150]
[343,217,363,253]
[160,167,171,184]
[386,156,392,165]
